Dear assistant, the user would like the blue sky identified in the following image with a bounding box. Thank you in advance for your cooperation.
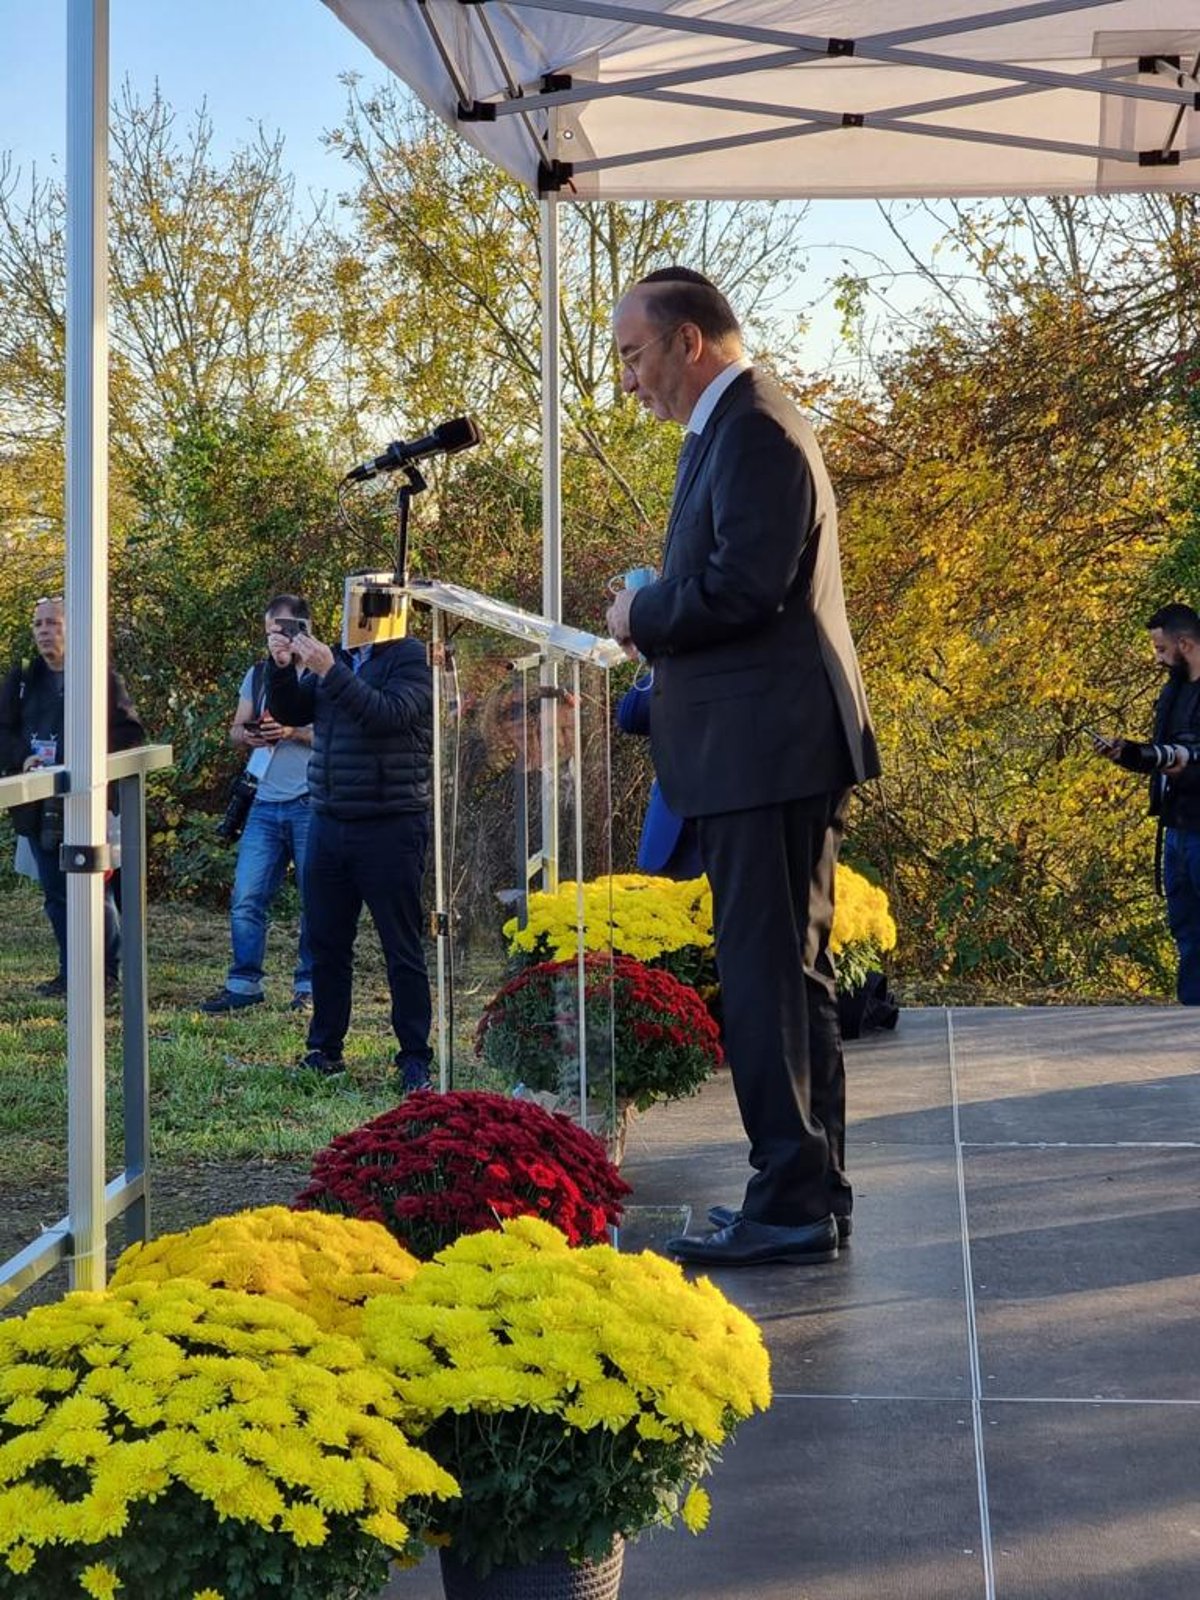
[0,0,947,370]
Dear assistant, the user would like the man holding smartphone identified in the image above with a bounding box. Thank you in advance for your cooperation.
[199,594,314,1014]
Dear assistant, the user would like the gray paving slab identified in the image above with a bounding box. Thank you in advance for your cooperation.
[384,1402,988,1600]
[984,1400,1200,1599]
[966,1144,1200,1400]
[951,1005,1200,1144]
[383,1007,1200,1599]
[622,1139,971,1399]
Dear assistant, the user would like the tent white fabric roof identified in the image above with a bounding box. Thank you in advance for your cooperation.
[323,1,1200,199]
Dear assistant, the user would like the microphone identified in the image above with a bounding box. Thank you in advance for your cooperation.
[343,417,481,483]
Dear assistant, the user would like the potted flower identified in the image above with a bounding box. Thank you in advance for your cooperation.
[505,865,896,999]
[0,1277,458,1600]
[474,953,723,1115]
[108,1204,420,1335]
[503,873,717,994]
[295,1089,630,1260]
[361,1216,771,1599]
[830,860,898,990]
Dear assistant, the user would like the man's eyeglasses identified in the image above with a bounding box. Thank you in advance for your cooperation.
[620,325,680,375]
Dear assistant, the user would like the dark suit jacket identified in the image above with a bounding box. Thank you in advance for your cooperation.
[628,367,880,818]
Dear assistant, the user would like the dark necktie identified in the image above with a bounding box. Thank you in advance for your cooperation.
[672,430,701,510]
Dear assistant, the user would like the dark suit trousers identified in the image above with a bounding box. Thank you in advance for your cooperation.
[302,810,432,1064]
[698,791,852,1227]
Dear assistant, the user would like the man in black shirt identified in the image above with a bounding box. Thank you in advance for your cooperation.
[1094,603,1200,1003]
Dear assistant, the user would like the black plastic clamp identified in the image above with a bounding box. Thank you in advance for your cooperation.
[538,159,574,194]
[60,843,113,874]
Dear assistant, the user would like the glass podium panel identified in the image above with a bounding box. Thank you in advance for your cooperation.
[409,581,621,1153]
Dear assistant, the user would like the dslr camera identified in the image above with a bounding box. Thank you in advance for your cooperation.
[1118,737,1200,774]
[274,617,309,640]
[216,771,258,843]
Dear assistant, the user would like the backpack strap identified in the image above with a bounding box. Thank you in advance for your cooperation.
[250,659,268,716]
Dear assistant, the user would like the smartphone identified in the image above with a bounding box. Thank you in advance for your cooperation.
[1084,726,1115,749]
[275,617,309,639]
[243,718,263,735]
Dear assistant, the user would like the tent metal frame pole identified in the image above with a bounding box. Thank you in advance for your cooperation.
[646,59,1134,130]
[64,0,110,1293]
[539,194,562,891]
[497,0,1197,116]
[565,104,1151,179]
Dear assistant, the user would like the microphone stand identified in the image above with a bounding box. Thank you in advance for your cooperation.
[392,463,427,585]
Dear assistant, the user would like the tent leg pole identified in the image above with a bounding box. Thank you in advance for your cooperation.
[540,195,562,891]
[65,0,111,1292]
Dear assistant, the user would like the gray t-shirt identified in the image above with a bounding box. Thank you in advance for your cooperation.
[239,664,310,803]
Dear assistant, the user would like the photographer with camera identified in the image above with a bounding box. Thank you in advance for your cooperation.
[1093,603,1200,1003]
[263,595,434,1090]
[0,595,144,998]
[198,595,314,1015]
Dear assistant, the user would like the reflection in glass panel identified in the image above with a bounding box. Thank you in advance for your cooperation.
[416,587,618,1153]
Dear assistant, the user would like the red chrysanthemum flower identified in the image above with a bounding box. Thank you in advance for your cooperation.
[474,954,723,1112]
[295,1089,630,1260]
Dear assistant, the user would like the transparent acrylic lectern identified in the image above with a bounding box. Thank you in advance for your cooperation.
[407,578,625,1149]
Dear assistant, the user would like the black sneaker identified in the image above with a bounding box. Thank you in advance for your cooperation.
[395,1054,433,1095]
[296,1049,346,1077]
[35,975,67,999]
[199,989,264,1015]
[288,992,312,1013]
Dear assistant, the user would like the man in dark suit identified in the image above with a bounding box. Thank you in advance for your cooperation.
[606,267,880,1268]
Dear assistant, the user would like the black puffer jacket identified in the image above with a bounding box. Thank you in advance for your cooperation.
[0,656,144,838]
[265,639,432,820]
[1146,675,1200,833]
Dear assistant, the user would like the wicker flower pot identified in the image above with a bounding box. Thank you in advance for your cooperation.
[439,1539,624,1600]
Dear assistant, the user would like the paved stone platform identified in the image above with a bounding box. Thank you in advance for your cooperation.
[387,1006,1200,1599]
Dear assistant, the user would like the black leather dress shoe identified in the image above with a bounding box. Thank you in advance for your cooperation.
[707,1204,852,1243]
[666,1215,839,1267]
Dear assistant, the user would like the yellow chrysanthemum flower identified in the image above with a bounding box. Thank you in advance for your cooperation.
[362,1217,770,1557]
[111,1207,419,1337]
[0,1276,457,1590]
[504,864,893,982]
[681,1486,711,1533]
[78,1561,122,1599]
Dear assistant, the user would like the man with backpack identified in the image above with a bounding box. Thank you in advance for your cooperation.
[0,595,144,996]
[199,594,314,1014]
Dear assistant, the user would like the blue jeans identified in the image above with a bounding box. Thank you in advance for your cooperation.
[1163,827,1200,1005]
[30,836,121,980]
[302,809,431,1062]
[227,796,313,996]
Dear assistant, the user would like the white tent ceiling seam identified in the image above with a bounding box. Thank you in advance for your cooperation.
[324,1,1200,200]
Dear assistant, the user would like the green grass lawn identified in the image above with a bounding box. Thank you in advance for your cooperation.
[0,882,503,1187]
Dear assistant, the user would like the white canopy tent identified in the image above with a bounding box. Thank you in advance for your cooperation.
[323,1,1200,199]
[49,0,1198,1292]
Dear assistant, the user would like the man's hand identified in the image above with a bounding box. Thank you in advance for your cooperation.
[288,629,336,679]
[605,588,640,661]
[257,714,290,744]
[1164,745,1191,777]
[237,721,270,750]
[266,630,295,668]
[1090,731,1124,763]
